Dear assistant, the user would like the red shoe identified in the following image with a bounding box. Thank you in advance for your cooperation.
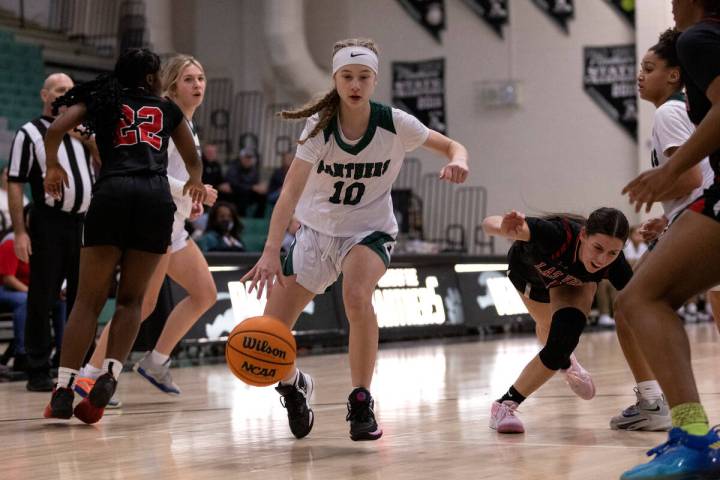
[73,373,117,424]
[43,387,74,419]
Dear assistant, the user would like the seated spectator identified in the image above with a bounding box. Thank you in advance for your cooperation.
[226,147,267,218]
[0,207,65,371]
[623,225,648,265]
[268,152,293,204]
[197,201,246,252]
[201,143,225,187]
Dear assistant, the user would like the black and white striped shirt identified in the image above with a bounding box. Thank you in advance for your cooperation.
[8,116,94,214]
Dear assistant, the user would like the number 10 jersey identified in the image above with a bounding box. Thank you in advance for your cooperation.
[294,102,429,237]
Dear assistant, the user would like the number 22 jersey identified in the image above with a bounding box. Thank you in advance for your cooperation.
[94,90,184,181]
[294,102,429,237]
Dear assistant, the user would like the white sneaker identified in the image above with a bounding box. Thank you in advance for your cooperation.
[610,388,671,431]
[106,392,123,409]
[597,314,615,327]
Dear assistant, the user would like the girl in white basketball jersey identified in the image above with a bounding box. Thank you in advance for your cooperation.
[242,38,469,441]
[74,55,218,403]
[610,29,714,433]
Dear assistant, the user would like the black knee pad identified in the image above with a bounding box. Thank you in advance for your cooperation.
[538,307,587,370]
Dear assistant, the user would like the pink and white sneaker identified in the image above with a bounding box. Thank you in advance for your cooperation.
[489,400,525,433]
[563,355,596,400]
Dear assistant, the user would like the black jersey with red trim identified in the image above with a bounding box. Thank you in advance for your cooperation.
[507,217,632,291]
[94,91,184,180]
[677,18,720,178]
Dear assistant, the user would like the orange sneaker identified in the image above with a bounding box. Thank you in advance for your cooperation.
[73,376,95,398]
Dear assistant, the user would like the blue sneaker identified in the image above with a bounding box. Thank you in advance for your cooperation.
[620,427,720,479]
[133,352,181,396]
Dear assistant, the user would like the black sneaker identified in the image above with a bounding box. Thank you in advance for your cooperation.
[275,371,314,439]
[73,373,117,424]
[43,387,74,419]
[27,370,54,392]
[89,373,118,408]
[346,387,383,441]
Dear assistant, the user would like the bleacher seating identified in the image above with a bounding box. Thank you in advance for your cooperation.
[0,29,45,165]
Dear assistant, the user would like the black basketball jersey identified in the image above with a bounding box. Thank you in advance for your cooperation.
[95,90,184,180]
[677,18,720,178]
[507,217,632,291]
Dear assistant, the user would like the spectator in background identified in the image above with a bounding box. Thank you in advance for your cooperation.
[0,166,28,232]
[623,224,648,265]
[268,152,293,204]
[0,206,66,372]
[226,147,267,217]
[201,143,227,190]
[7,72,94,392]
[197,201,245,252]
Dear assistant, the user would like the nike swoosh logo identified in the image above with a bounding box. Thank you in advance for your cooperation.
[350,52,367,57]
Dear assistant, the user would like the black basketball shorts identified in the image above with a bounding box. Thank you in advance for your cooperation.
[83,174,176,254]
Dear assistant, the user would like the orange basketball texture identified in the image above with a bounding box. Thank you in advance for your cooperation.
[225,316,297,387]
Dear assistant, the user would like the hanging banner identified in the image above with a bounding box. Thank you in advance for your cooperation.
[461,0,509,38]
[605,0,634,26]
[583,44,637,140]
[396,0,446,43]
[531,0,574,33]
[392,58,447,134]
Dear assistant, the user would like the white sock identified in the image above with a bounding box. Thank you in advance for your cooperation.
[150,350,169,365]
[637,380,663,402]
[57,367,79,390]
[102,358,123,380]
[280,368,299,386]
[82,364,104,380]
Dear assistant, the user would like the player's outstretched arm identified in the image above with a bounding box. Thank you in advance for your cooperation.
[421,130,469,184]
[482,210,531,242]
[240,158,313,299]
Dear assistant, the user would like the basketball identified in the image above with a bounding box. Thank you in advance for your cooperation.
[225,316,297,387]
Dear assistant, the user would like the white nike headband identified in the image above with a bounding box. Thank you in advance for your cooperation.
[332,46,379,76]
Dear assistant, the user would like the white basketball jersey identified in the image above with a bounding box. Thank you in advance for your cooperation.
[294,102,429,237]
[651,95,713,220]
[166,118,200,218]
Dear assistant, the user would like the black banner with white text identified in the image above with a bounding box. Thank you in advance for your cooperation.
[392,58,447,134]
[583,44,637,140]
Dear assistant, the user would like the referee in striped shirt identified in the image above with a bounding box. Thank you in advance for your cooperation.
[7,73,95,391]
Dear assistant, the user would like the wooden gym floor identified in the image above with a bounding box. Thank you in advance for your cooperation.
[2,323,720,480]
